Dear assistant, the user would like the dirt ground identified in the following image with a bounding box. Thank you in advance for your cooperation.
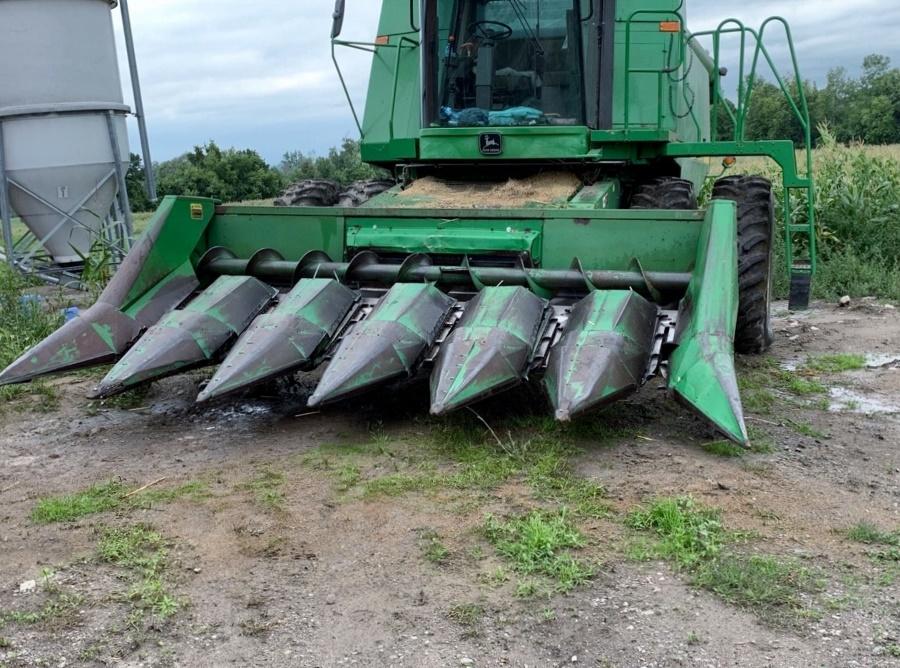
[1,299,899,668]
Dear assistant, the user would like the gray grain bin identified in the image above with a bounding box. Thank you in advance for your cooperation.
[0,0,131,265]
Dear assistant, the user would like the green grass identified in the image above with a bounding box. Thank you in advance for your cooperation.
[702,441,746,458]
[420,530,450,565]
[316,418,612,522]
[627,496,822,622]
[804,354,866,374]
[626,497,725,567]
[1,592,84,630]
[90,385,152,411]
[737,356,834,416]
[483,509,594,593]
[362,473,440,498]
[447,602,484,628]
[694,554,822,614]
[241,469,286,510]
[31,480,127,524]
[97,524,179,618]
[846,522,900,547]
[0,265,64,372]
[30,479,209,524]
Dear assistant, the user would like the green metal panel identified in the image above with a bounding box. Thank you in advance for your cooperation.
[567,180,622,210]
[541,210,703,272]
[94,276,277,397]
[430,286,546,414]
[346,218,542,260]
[544,290,658,420]
[668,200,748,444]
[419,127,591,161]
[199,279,358,402]
[207,207,346,262]
[309,283,455,406]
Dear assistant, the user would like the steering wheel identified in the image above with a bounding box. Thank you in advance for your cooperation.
[467,20,513,42]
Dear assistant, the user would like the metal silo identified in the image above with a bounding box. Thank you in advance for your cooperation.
[0,0,154,272]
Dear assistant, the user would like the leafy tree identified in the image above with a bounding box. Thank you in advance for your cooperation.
[724,54,900,146]
[280,138,388,185]
[125,153,153,213]
[155,141,284,203]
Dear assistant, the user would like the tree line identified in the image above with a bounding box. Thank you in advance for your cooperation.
[717,54,900,146]
[126,138,384,212]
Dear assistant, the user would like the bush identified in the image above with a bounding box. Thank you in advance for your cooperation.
[0,266,63,370]
[280,138,389,185]
[156,141,284,203]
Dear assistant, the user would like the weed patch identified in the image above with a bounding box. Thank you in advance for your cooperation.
[31,480,127,524]
[483,509,594,593]
[31,479,209,524]
[447,602,484,636]
[694,554,823,617]
[702,441,746,458]
[804,354,866,374]
[627,497,725,567]
[0,266,63,371]
[846,523,899,547]
[241,469,286,510]
[362,473,439,498]
[97,524,179,618]
[627,496,823,623]
[420,530,450,565]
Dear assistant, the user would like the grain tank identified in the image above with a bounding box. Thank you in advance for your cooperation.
[0,0,132,266]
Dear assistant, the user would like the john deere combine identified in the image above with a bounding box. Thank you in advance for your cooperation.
[0,0,817,445]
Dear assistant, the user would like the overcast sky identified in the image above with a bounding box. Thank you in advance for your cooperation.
[112,1,900,166]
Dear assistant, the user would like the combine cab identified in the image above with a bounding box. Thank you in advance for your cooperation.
[1,0,817,445]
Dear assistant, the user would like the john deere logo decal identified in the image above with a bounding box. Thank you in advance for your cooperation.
[479,133,503,155]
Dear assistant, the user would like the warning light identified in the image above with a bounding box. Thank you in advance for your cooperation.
[375,35,390,46]
[659,21,681,33]
[722,156,737,168]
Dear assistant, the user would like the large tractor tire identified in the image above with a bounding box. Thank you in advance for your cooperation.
[630,177,698,210]
[336,179,396,207]
[274,179,340,207]
[713,175,775,355]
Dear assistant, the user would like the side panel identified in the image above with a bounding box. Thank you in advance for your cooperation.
[541,210,703,272]
[206,209,346,262]
[204,205,703,274]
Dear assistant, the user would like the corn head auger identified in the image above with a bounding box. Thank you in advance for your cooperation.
[0,0,818,446]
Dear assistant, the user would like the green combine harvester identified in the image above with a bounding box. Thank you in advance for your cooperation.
[1,0,817,445]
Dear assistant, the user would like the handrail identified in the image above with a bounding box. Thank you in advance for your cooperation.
[690,18,817,276]
[332,34,420,139]
[623,9,687,131]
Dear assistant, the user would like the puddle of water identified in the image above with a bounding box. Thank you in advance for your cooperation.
[829,387,899,415]
[781,358,802,372]
[865,353,900,369]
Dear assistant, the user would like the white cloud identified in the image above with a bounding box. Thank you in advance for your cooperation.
[109,1,898,163]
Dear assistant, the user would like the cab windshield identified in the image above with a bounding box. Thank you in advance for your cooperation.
[430,0,587,128]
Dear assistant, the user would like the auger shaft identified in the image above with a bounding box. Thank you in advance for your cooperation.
[199,249,692,297]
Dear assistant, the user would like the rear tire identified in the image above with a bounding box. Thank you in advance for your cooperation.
[712,175,775,355]
[630,177,698,210]
[336,179,395,207]
[274,179,340,207]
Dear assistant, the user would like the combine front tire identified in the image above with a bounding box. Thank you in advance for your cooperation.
[336,179,395,207]
[274,179,340,207]
[630,177,698,210]
[713,176,775,355]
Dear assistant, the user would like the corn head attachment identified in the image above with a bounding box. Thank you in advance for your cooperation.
[2,0,821,449]
[1,194,751,444]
